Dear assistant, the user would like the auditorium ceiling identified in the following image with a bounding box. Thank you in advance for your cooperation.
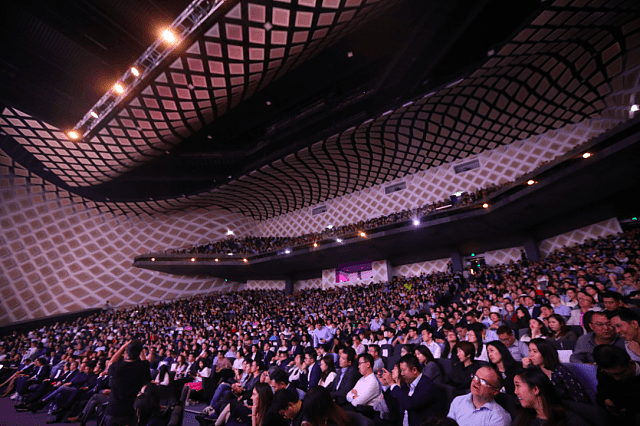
[1,0,639,220]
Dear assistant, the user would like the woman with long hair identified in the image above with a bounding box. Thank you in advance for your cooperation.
[546,315,577,342]
[466,328,488,362]
[514,307,531,330]
[486,340,521,395]
[300,386,353,426]
[318,355,337,388]
[513,368,588,426]
[441,329,460,363]
[519,318,549,343]
[522,339,590,403]
[414,345,443,384]
[251,382,274,426]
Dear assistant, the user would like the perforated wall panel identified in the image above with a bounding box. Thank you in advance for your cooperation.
[390,258,450,278]
[485,247,525,266]
[538,218,623,258]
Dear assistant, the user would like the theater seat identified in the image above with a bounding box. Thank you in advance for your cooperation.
[495,392,520,420]
[563,400,610,426]
[435,358,452,377]
[562,363,597,404]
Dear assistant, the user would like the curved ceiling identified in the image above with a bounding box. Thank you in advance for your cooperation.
[1,0,639,220]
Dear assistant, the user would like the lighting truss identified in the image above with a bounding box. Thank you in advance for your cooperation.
[72,0,226,140]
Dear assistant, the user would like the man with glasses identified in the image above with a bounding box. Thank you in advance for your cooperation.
[570,312,625,363]
[496,326,528,361]
[345,354,380,407]
[447,365,511,426]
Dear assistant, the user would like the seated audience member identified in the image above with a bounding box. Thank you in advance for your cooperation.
[522,339,590,403]
[269,368,305,401]
[496,326,528,361]
[419,326,442,359]
[447,365,511,426]
[299,386,353,426]
[442,328,460,363]
[271,388,304,426]
[548,293,572,317]
[593,344,640,426]
[518,319,548,343]
[300,348,321,391]
[546,314,577,342]
[449,342,482,394]
[14,357,50,398]
[567,292,602,331]
[570,311,625,363]
[602,291,628,312]
[414,345,443,384]
[466,327,488,362]
[367,345,385,374]
[133,392,163,426]
[512,368,588,426]
[345,354,381,408]
[486,341,521,395]
[318,355,337,388]
[0,357,34,398]
[609,309,640,361]
[328,347,360,406]
[514,307,531,331]
[379,354,444,426]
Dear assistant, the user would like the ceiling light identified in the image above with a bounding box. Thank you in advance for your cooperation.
[243,258,248,263]
[327,225,333,229]
[90,111,99,119]
[413,219,420,226]
[67,130,79,140]
[347,51,354,58]
[359,231,366,237]
[336,238,343,243]
[215,258,219,262]
[285,249,291,254]
[266,101,271,106]
[113,83,125,94]
[191,258,196,262]
[527,179,536,185]
[482,203,489,208]
[162,29,177,43]
[313,242,318,248]
[151,258,155,261]
[631,105,639,112]
[226,230,234,235]
[131,67,140,77]
[227,253,233,256]
[582,152,591,159]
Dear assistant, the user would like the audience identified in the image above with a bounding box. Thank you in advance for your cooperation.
[1,229,639,426]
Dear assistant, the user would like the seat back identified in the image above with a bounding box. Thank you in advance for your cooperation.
[495,392,520,420]
[179,385,191,408]
[166,405,184,426]
[562,363,597,404]
[563,400,610,426]
[568,325,584,338]
[435,358,452,377]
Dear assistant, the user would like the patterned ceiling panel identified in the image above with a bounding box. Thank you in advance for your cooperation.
[1,0,396,187]
[1,0,639,220]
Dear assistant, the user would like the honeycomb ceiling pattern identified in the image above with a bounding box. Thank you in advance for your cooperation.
[1,0,396,188]
[1,0,639,222]
[255,117,618,238]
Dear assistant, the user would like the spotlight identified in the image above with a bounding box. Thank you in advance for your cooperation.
[226,230,234,235]
[327,225,334,229]
[191,257,196,262]
[151,258,155,261]
[68,130,79,140]
[90,111,99,119]
[482,203,489,209]
[527,179,536,185]
[162,29,177,43]
[413,219,420,226]
[631,105,639,112]
[336,238,343,243]
[131,67,140,77]
[243,258,248,263]
[359,232,366,238]
[582,152,591,159]
[285,249,291,254]
[227,253,233,256]
[114,83,125,94]
[215,258,219,262]
[313,242,318,248]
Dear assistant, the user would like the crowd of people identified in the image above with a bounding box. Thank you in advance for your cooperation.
[168,184,502,256]
[1,229,640,426]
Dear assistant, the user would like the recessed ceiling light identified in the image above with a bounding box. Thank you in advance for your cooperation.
[413,219,420,226]
[68,131,79,140]
[631,104,639,112]
[347,51,353,58]
[582,152,591,159]
[131,67,140,77]
[191,257,196,262]
[90,111,99,119]
[482,203,489,208]
[527,179,536,185]
[114,83,125,94]
[266,101,271,106]
[162,29,177,43]
[336,238,343,243]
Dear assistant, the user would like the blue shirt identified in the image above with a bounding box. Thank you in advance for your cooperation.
[447,393,511,426]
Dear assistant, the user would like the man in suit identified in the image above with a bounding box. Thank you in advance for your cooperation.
[379,354,444,426]
[299,348,321,391]
[328,347,360,406]
[289,338,303,358]
[16,357,50,396]
[523,296,541,319]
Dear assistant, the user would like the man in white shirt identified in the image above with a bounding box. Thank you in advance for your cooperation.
[447,365,511,426]
[346,353,381,407]
[420,327,442,359]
